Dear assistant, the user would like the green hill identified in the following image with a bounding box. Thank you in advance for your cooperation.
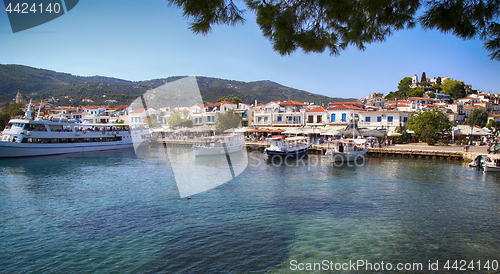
[0,64,355,106]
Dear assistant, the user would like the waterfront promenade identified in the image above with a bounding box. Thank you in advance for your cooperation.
[380,144,500,160]
[158,138,498,161]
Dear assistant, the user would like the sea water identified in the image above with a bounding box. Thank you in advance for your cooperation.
[1,148,500,273]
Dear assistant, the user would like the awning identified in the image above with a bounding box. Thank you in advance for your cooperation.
[361,129,386,137]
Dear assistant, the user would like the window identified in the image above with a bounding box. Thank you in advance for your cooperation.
[331,114,336,122]
[377,116,382,122]
[403,116,408,122]
[317,115,322,123]
[277,116,282,122]
[365,117,371,122]
[264,117,268,122]
[341,113,347,122]
[388,116,393,122]
[308,116,314,123]
[258,117,262,123]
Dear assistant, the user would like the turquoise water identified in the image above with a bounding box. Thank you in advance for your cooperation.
[1,149,500,273]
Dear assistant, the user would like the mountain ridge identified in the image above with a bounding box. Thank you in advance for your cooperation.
[0,64,356,106]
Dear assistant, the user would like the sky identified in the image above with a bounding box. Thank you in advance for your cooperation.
[1,0,500,100]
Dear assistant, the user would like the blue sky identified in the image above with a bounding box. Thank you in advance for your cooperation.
[1,0,499,100]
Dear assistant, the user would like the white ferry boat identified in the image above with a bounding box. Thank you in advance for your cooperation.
[265,136,310,158]
[0,104,148,158]
[326,139,368,162]
[192,134,245,156]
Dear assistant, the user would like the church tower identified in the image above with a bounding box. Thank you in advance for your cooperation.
[411,74,419,88]
[15,91,23,103]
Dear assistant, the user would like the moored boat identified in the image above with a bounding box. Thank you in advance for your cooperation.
[484,158,500,172]
[265,135,310,158]
[192,134,245,156]
[0,103,148,158]
[468,154,493,168]
[326,139,368,162]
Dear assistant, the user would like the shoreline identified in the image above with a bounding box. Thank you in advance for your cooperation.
[157,139,499,161]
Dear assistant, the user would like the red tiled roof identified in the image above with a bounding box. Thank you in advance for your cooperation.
[329,101,359,106]
[306,106,327,113]
[111,105,129,110]
[408,97,431,100]
[279,100,308,106]
[130,108,150,114]
[327,104,365,111]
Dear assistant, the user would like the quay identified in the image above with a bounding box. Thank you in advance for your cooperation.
[156,139,500,161]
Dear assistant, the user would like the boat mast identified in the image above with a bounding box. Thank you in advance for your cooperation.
[352,112,355,139]
[36,100,42,119]
[26,99,32,119]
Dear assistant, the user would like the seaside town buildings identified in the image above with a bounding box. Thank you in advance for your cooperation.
[11,86,500,135]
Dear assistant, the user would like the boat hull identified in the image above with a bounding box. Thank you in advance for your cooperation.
[0,140,134,158]
[193,143,245,156]
[484,164,500,172]
[265,146,310,158]
[328,149,368,162]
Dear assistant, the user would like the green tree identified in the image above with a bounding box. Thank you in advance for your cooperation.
[168,0,500,60]
[441,78,466,99]
[467,107,488,128]
[431,82,442,92]
[217,96,229,102]
[395,125,409,144]
[408,87,425,97]
[407,108,453,145]
[420,72,427,85]
[386,77,413,100]
[232,96,242,108]
[215,110,241,133]
[397,77,413,93]
[486,119,500,133]
[166,110,193,128]
[0,103,25,130]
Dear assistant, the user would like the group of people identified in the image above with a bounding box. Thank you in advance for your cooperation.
[486,135,500,154]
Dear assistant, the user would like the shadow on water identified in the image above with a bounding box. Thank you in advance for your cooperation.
[271,196,377,219]
[0,148,138,177]
[62,203,175,239]
[147,223,293,273]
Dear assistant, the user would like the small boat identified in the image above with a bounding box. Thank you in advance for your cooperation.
[326,139,368,162]
[265,135,310,158]
[468,155,493,168]
[192,134,245,156]
[484,158,500,172]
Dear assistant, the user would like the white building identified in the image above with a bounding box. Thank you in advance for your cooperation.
[358,111,411,132]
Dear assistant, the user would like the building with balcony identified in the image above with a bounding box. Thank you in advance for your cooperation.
[272,101,308,126]
[306,106,328,126]
[358,111,411,132]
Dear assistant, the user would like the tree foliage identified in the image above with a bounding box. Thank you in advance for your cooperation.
[440,78,466,99]
[231,96,242,108]
[420,71,427,85]
[169,0,500,60]
[486,119,500,133]
[467,107,488,128]
[407,108,453,144]
[166,110,193,128]
[215,110,241,132]
[385,76,424,99]
[0,103,25,130]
